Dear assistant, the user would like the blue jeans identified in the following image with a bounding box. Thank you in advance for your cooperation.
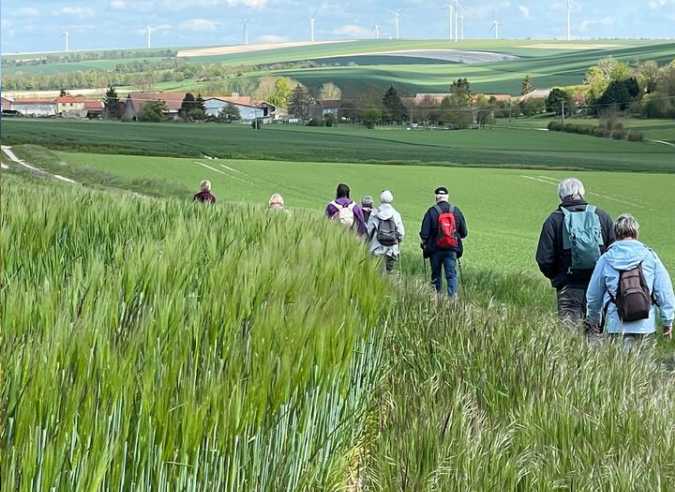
[430,251,458,296]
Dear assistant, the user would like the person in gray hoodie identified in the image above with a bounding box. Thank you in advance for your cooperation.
[586,213,674,350]
[367,190,405,273]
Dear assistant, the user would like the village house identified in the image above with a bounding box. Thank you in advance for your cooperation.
[122,92,186,121]
[1,96,14,112]
[84,100,104,119]
[56,95,87,117]
[319,100,341,117]
[204,97,276,123]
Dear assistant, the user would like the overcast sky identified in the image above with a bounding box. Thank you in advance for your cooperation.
[1,0,674,53]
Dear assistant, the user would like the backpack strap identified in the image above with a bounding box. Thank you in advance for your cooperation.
[347,202,356,211]
[586,205,596,213]
[434,204,443,216]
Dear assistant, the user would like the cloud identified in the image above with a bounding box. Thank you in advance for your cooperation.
[225,0,271,8]
[331,24,372,38]
[648,0,668,9]
[579,16,615,32]
[180,18,221,32]
[61,6,96,18]
[164,0,221,9]
[257,34,290,43]
[519,5,530,19]
[1,19,12,29]
[17,7,40,16]
[110,0,127,10]
[135,24,172,36]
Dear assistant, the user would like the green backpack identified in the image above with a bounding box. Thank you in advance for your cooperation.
[562,205,603,271]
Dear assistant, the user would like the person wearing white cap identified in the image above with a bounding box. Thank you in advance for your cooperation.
[366,190,405,274]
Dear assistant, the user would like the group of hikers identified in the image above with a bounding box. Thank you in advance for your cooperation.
[195,176,674,345]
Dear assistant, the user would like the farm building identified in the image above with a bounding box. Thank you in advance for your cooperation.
[319,100,341,117]
[1,96,14,111]
[84,100,104,118]
[122,92,186,121]
[11,99,58,117]
[204,97,276,123]
[56,95,87,117]
[520,89,552,101]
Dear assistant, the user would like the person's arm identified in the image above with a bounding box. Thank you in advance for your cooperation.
[455,208,468,239]
[325,203,335,219]
[366,212,377,239]
[535,216,557,280]
[396,213,405,241]
[354,204,368,237]
[598,209,615,249]
[419,209,433,247]
[652,253,675,338]
[585,256,607,326]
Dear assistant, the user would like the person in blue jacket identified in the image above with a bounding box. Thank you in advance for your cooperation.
[586,213,674,350]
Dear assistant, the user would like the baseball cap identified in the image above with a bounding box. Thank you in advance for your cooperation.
[434,186,449,195]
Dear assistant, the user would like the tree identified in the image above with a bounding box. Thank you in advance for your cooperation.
[597,77,641,111]
[103,85,121,120]
[521,75,534,96]
[545,88,573,115]
[449,78,472,107]
[140,100,167,122]
[180,93,197,120]
[319,82,342,101]
[362,103,382,129]
[217,103,241,122]
[635,60,662,94]
[288,85,314,123]
[441,78,473,129]
[59,88,68,97]
[381,85,407,124]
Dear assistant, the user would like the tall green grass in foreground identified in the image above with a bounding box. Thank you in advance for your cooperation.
[1,174,388,491]
[3,174,675,491]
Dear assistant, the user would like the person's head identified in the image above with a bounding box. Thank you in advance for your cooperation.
[380,190,393,204]
[199,180,212,192]
[361,195,374,209]
[434,186,449,203]
[336,183,350,199]
[614,213,639,240]
[557,178,585,203]
[268,193,285,208]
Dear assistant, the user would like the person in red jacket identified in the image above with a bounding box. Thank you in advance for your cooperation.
[193,180,216,204]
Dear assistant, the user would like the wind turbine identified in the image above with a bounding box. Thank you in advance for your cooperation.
[241,19,251,45]
[372,23,380,39]
[303,11,317,43]
[565,0,581,41]
[387,9,404,40]
[451,0,464,42]
[441,3,453,41]
[489,13,501,40]
[144,23,154,49]
[61,25,70,52]
[459,14,465,40]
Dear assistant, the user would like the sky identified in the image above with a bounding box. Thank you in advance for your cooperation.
[1,0,674,53]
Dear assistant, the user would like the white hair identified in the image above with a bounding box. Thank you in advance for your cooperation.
[435,193,449,203]
[557,178,585,202]
[200,180,211,192]
[614,213,639,239]
[380,190,393,204]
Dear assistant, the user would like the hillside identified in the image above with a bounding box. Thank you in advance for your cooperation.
[3,170,675,490]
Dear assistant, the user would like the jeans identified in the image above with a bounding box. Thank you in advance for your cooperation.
[556,284,587,325]
[430,251,458,296]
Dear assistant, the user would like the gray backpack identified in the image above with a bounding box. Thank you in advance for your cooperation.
[376,217,398,246]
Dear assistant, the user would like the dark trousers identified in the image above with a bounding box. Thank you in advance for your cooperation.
[385,255,396,273]
[556,285,587,324]
[430,251,458,296]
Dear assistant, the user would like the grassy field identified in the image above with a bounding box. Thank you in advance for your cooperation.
[3,170,675,491]
[3,39,674,95]
[7,145,675,275]
[3,119,675,172]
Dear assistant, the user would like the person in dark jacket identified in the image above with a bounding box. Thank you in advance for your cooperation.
[536,178,614,324]
[193,180,216,204]
[419,186,468,297]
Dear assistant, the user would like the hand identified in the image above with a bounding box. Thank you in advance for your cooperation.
[664,327,672,339]
[420,241,426,250]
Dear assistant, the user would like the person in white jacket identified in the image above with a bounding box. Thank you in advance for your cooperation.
[367,190,405,273]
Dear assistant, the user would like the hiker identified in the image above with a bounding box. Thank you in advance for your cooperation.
[586,214,674,349]
[193,180,216,204]
[367,190,405,273]
[325,183,368,237]
[361,196,374,223]
[536,178,614,324]
[419,186,468,296]
[268,193,290,215]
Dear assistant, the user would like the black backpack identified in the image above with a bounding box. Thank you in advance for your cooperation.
[376,217,398,246]
[610,262,654,322]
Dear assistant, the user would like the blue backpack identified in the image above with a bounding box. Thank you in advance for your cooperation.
[562,205,603,271]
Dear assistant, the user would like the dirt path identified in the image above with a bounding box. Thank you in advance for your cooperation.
[1,145,77,184]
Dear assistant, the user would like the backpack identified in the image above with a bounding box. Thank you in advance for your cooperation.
[561,205,603,271]
[376,216,398,246]
[610,262,653,322]
[434,204,458,249]
[330,200,356,228]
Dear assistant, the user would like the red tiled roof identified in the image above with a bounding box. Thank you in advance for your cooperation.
[85,100,104,110]
[56,95,86,103]
[127,92,187,112]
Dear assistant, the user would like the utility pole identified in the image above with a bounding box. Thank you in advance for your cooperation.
[561,100,566,123]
